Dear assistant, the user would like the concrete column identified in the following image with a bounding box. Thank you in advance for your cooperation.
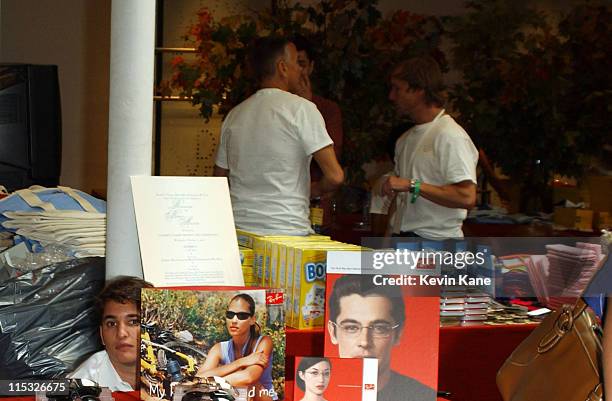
[106,0,155,279]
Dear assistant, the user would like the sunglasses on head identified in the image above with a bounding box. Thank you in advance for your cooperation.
[225,311,252,320]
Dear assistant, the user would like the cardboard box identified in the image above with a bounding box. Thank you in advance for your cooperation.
[594,211,610,231]
[272,238,330,289]
[253,235,331,287]
[553,207,593,231]
[552,186,589,205]
[236,229,262,249]
[239,247,255,286]
[586,176,612,213]
[290,243,362,329]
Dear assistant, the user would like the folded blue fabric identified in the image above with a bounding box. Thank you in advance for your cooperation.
[0,188,106,231]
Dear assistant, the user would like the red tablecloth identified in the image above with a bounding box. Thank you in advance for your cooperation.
[285,324,536,401]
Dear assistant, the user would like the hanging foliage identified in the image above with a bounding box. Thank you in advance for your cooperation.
[446,0,611,211]
[166,0,446,187]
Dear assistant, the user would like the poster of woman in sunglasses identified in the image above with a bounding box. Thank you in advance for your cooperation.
[140,288,285,401]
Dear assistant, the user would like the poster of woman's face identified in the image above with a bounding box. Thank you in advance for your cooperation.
[293,356,378,401]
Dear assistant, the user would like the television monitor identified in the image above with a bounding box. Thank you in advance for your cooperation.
[0,64,62,191]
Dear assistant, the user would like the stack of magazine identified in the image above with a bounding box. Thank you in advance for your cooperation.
[440,292,491,325]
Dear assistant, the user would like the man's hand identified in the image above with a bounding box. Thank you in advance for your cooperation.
[295,71,313,101]
[213,165,229,177]
[381,176,410,197]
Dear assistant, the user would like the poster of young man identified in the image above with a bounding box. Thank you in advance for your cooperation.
[324,252,439,401]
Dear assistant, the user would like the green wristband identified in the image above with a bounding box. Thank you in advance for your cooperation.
[410,179,421,203]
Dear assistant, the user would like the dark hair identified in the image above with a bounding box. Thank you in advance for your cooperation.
[291,33,314,62]
[296,357,331,391]
[328,275,405,331]
[391,56,445,107]
[248,36,291,83]
[229,293,261,355]
[97,276,153,324]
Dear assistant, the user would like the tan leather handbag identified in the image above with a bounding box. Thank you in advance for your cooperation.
[496,298,603,401]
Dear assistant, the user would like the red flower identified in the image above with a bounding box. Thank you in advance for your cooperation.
[170,56,184,68]
[197,8,212,26]
[189,25,202,38]
[170,71,182,87]
[392,10,410,26]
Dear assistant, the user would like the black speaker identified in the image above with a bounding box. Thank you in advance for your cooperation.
[0,64,62,191]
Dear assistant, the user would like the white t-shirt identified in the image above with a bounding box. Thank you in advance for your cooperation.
[215,88,333,235]
[68,350,133,392]
[393,114,478,239]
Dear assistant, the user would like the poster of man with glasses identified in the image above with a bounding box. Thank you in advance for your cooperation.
[324,271,438,401]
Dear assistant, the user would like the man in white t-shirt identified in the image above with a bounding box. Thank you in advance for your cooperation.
[69,276,152,391]
[214,36,344,235]
[381,57,478,239]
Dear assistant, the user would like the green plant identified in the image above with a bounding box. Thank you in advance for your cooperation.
[556,3,611,173]
[168,0,446,188]
[446,0,611,212]
[301,2,447,185]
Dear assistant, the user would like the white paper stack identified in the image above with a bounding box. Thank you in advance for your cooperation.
[461,293,490,324]
[546,243,602,309]
[440,292,492,326]
[525,255,550,305]
[440,293,466,319]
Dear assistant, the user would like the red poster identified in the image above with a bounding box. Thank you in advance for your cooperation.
[324,272,439,401]
[293,356,378,401]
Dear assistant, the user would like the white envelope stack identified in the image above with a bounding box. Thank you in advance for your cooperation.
[527,243,603,310]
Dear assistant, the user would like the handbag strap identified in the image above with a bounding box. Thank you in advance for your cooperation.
[538,298,589,353]
[586,383,603,401]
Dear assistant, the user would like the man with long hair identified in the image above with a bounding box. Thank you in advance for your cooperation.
[381,56,478,239]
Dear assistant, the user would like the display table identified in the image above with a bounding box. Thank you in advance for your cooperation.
[2,324,535,401]
[285,323,537,401]
[329,212,598,245]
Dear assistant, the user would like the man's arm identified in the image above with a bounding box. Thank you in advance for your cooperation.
[324,102,343,160]
[382,176,476,209]
[213,165,229,177]
[311,145,344,198]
